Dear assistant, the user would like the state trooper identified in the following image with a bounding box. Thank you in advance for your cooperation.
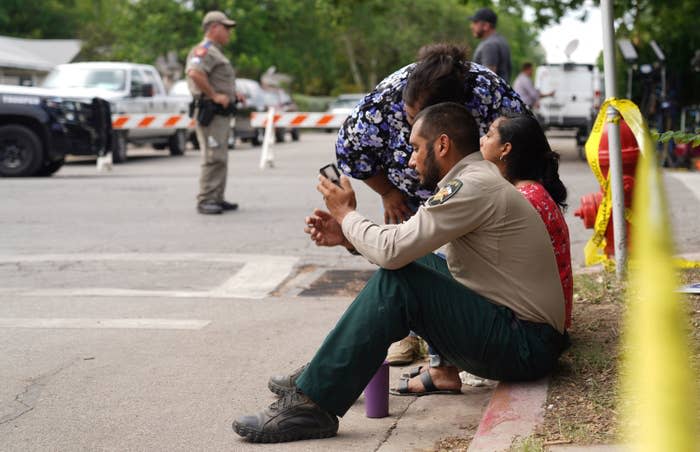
[186,10,239,215]
[232,103,569,443]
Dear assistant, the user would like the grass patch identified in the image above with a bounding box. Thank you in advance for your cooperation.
[534,267,700,446]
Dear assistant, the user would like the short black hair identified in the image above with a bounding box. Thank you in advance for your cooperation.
[414,102,479,156]
[521,62,533,71]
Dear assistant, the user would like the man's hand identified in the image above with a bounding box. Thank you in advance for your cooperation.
[188,69,229,107]
[317,175,357,223]
[304,209,351,248]
[381,187,413,224]
[212,92,230,108]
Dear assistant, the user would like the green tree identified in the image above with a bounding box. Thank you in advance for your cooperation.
[226,0,339,94]
[0,0,83,38]
[109,0,199,64]
[328,0,544,92]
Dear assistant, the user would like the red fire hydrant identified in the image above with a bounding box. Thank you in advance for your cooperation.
[574,120,640,257]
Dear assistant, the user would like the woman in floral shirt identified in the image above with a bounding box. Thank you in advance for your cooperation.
[480,114,573,330]
[336,43,527,224]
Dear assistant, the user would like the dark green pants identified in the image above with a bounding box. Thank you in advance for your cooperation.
[295,254,567,417]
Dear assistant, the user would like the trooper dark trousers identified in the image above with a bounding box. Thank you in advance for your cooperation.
[295,254,568,417]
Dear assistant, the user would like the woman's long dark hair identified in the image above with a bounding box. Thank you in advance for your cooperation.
[403,43,472,109]
[496,114,568,210]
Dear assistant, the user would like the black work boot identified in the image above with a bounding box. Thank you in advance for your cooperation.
[197,201,223,215]
[219,200,238,211]
[232,390,339,443]
[268,363,307,397]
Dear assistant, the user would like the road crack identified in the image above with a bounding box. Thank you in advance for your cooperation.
[0,359,79,426]
[374,396,417,451]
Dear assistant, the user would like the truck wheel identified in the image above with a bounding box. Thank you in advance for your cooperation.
[228,129,236,150]
[251,130,262,146]
[35,158,65,177]
[577,145,587,161]
[112,131,128,163]
[169,129,186,156]
[576,127,589,161]
[0,124,44,177]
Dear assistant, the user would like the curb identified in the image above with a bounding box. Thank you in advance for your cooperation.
[468,378,549,451]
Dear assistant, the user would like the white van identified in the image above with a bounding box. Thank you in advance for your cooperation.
[535,63,603,157]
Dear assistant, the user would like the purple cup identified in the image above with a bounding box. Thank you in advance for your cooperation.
[364,360,389,418]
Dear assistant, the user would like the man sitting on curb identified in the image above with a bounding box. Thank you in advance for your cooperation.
[232,102,569,443]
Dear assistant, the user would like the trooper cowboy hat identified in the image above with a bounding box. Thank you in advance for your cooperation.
[202,11,236,28]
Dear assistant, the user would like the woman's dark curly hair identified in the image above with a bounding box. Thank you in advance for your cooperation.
[403,43,473,109]
[497,114,568,210]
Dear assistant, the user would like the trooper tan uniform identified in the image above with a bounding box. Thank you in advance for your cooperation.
[186,11,237,213]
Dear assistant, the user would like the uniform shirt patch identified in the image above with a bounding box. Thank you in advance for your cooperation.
[189,56,201,65]
[194,46,208,57]
[427,179,463,206]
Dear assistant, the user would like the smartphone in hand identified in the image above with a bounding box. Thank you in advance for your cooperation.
[319,163,342,187]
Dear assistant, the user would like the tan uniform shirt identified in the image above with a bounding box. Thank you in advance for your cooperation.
[185,40,236,100]
[342,152,566,333]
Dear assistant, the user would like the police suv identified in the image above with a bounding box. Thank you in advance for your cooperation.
[0,85,111,177]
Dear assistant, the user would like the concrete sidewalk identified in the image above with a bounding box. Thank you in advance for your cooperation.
[228,359,494,451]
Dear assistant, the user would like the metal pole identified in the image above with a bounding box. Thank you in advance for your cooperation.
[601,0,627,277]
[627,67,633,99]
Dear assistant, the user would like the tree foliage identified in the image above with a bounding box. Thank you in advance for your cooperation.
[0,0,695,107]
[0,0,83,39]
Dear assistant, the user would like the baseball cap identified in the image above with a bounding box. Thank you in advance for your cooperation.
[469,8,497,25]
[202,11,236,28]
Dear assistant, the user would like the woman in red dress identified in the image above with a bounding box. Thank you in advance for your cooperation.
[480,114,573,329]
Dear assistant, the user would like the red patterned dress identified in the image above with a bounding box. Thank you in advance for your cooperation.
[517,182,573,329]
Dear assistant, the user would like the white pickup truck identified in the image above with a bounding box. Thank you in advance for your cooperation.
[42,62,189,163]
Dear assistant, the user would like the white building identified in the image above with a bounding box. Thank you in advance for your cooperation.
[0,36,81,86]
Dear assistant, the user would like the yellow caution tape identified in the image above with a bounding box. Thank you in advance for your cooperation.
[620,98,698,449]
[583,98,700,269]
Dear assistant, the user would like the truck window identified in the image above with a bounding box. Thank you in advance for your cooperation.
[143,69,163,95]
[44,67,126,91]
[130,70,144,97]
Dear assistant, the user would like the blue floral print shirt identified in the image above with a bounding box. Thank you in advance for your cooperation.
[335,62,528,204]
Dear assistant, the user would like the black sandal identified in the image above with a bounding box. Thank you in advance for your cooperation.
[390,370,462,396]
[400,365,427,379]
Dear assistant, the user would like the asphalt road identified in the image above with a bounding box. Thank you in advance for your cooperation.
[0,132,698,451]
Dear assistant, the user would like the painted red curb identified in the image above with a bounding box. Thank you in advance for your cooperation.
[468,378,549,451]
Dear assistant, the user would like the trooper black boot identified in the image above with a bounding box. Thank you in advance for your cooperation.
[197,201,223,215]
[219,200,238,211]
[267,363,307,397]
[232,389,339,443]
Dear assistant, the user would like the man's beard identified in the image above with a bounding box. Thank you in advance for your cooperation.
[419,145,440,192]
